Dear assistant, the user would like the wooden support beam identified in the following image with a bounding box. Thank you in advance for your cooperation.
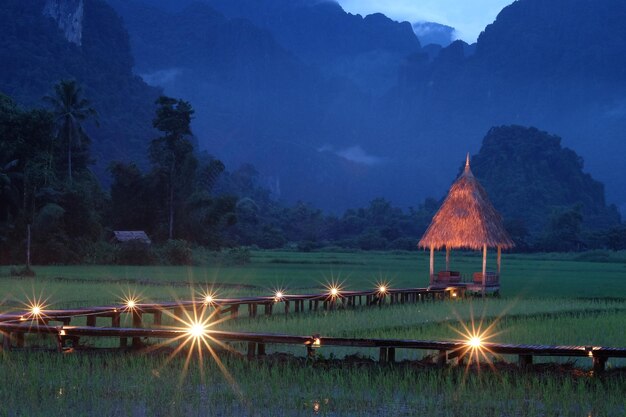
[16,332,24,348]
[429,246,434,284]
[518,354,533,369]
[231,305,239,319]
[264,303,272,316]
[284,301,290,315]
[153,310,162,326]
[445,246,450,271]
[482,244,487,297]
[86,316,96,327]
[131,311,142,348]
[257,343,266,356]
[295,300,300,313]
[379,347,388,364]
[593,356,607,374]
[247,342,256,360]
[388,347,396,363]
[111,312,126,348]
[436,350,448,366]
[497,246,501,276]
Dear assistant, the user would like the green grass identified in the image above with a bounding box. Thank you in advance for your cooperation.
[1,251,626,416]
[2,250,626,307]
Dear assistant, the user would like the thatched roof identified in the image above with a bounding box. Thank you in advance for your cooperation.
[419,155,514,250]
[112,231,151,245]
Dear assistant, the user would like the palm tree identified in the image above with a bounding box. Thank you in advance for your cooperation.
[44,80,98,183]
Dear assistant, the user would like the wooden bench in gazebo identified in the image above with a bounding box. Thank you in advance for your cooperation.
[418,154,514,296]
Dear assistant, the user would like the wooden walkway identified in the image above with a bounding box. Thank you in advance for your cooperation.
[0,285,624,373]
[0,322,624,373]
[0,286,456,327]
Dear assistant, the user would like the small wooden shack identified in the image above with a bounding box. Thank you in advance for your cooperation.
[418,154,514,294]
[112,231,152,245]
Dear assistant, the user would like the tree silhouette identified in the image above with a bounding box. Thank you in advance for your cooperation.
[44,80,98,183]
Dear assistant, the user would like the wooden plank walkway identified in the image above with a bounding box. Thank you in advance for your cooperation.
[0,322,623,373]
[0,286,457,326]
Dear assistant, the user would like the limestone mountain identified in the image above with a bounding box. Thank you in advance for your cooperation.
[469,126,620,234]
[0,0,159,177]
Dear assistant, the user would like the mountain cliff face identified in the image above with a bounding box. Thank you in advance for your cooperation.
[0,0,159,177]
[204,0,421,95]
[43,0,84,45]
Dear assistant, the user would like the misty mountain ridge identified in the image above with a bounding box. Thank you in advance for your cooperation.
[3,0,626,221]
[106,0,626,215]
[412,21,457,47]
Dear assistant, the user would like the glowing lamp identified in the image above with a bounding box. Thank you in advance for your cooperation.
[330,287,339,297]
[59,329,66,336]
[452,292,458,298]
[378,286,387,294]
[313,337,321,347]
[188,322,206,338]
[204,295,214,304]
[31,305,42,316]
[467,336,482,348]
[275,291,284,301]
[126,299,136,309]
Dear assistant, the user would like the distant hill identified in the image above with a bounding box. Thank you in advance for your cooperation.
[469,126,620,234]
[0,0,159,178]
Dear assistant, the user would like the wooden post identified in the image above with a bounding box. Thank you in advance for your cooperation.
[388,347,396,363]
[429,246,434,285]
[593,356,607,374]
[497,245,501,276]
[132,311,142,348]
[436,350,448,366]
[153,310,162,326]
[519,354,533,369]
[257,343,266,356]
[247,342,256,360]
[86,316,96,327]
[295,300,300,313]
[379,347,388,364]
[112,312,125,347]
[16,332,24,348]
[231,305,239,319]
[482,244,487,296]
[445,246,450,271]
[284,301,290,315]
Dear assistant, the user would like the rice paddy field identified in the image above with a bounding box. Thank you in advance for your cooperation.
[1,250,626,416]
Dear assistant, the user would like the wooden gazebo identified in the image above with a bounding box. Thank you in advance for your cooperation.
[418,154,514,294]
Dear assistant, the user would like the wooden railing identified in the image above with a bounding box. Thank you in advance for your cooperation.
[0,322,622,373]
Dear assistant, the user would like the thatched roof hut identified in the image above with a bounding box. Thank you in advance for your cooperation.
[419,155,513,291]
